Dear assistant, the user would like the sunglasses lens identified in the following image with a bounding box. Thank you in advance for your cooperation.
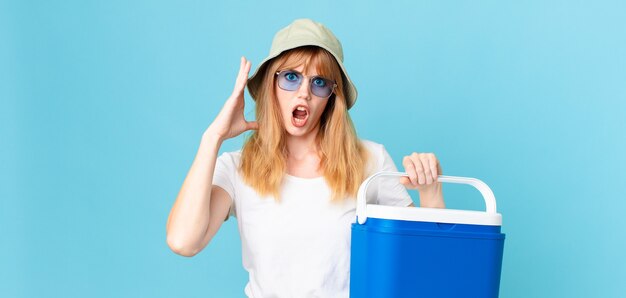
[311,77,333,98]
[277,71,301,91]
[277,70,335,98]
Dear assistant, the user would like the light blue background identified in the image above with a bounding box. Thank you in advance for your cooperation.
[2,0,625,297]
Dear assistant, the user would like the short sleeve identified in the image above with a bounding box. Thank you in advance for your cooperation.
[366,143,413,207]
[212,152,237,218]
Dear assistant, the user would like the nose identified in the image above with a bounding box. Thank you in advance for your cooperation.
[296,78,312,100]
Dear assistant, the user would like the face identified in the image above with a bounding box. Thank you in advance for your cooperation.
[275,64,332,138]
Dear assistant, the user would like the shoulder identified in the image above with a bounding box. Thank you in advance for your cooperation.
[216,150,243,169]
[360,139,387,159]
[359,139,388,173]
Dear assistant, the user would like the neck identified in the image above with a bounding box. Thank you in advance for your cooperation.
[285,129,320,160]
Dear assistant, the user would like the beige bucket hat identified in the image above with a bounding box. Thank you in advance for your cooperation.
[247,18,358,109]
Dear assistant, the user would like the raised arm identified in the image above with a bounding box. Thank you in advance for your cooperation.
[166,57,257,257]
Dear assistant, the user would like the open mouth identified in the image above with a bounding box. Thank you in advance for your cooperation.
[291,105,309,127]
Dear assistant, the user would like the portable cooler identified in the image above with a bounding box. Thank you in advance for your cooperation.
[350,171,505,298]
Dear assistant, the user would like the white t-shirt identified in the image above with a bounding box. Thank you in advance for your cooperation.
[212,140,412,298]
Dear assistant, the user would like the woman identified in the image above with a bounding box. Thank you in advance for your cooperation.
[166,19,445,297]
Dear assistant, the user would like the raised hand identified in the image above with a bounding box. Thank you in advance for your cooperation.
[204,57,258,141]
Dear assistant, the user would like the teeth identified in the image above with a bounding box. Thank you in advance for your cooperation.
[296,106,306,111]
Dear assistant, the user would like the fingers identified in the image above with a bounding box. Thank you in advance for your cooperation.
[437,162,442,177]
[399,176,411,186]
[419,154,433,184]
[430,154,439,180]
[412,153,427,185]
[422,154,439,183]
[402,156,419,186]
[402,153,440,188]
[233,56,252,95]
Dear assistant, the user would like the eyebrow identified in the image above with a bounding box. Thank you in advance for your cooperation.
[283,69,325,78]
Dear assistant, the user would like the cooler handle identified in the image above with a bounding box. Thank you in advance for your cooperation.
[356,171,496,224]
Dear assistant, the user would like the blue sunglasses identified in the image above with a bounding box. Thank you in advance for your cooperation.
[275,70,337,98]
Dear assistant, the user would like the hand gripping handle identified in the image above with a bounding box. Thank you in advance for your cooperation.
[356,171,497,224]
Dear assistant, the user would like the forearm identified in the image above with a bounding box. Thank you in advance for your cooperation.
[166,132,223,253]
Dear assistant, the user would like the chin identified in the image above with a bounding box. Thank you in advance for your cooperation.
[283,121,316,137]
[284,126,308,137]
